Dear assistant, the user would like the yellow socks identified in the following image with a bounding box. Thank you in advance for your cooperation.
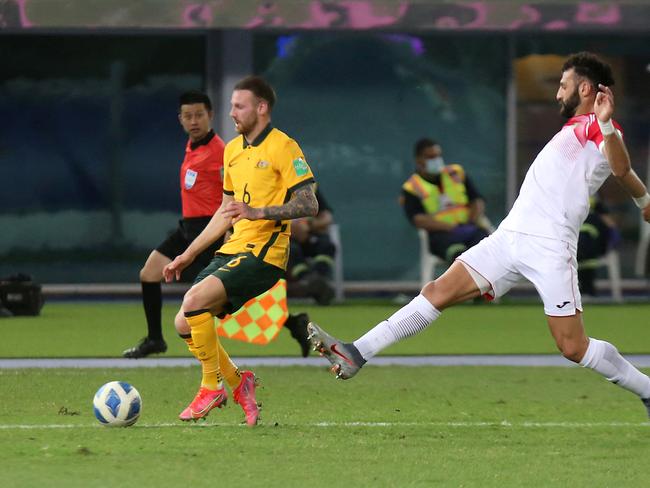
[182,310,242,390]
[184,310,222,390]
[217,340,241,389]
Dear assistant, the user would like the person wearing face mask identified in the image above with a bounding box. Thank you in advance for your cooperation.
[308,53,650,422]
[400,138,489,263]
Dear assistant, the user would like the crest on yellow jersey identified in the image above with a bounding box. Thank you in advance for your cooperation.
[292,157,309,176]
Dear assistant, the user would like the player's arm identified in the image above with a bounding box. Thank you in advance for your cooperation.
[163,193,234,282]
[595,84,650,222]
[263,183,319,220]
[222,183,319,224]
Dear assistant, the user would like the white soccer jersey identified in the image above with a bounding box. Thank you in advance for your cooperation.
[500,113,622,246]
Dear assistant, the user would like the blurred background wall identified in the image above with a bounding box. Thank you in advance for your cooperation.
[0,1,648,286]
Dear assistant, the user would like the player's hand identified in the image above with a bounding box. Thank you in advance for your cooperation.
[222,201,263,224]
[643,204,650,223]
[291,218,310,243]
[594,84,615,122]
[163,253,193,282]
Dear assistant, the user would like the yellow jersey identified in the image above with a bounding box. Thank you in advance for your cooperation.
[220,124,315,269]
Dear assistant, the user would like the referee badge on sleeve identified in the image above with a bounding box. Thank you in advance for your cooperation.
[184,169,198,189]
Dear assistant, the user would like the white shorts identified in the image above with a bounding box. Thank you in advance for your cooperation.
[457,228,582,316]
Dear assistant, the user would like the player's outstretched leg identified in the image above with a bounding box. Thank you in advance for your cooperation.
[307,322,366,379]
[578,337,650,418]
[308,293,442,379]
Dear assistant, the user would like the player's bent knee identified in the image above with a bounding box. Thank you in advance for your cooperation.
[557,340,587,363]
[181,284,215,314]
[562,350,584,364]
[140,264,162,282]
[422,275,468,309]
[174,310,189,334]
[140,251,168,282]
[181,292,202,315]
[138,267,149,282]
[421,280,436,297]
[421,280,452,309]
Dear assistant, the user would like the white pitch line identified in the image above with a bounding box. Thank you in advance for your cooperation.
[1,420,649,430]
[3,355,650,369]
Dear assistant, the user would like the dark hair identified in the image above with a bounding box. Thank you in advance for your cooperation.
[179,91,212,111]
[562,52,615,87]
[414,138,439,157]
[233,76,276,110]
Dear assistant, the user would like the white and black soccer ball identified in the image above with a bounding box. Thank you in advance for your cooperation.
[93,381,141,427]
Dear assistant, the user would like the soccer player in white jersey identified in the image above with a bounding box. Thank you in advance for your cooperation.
[308,52,650,417]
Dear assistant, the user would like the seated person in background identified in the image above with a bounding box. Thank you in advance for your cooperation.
[400,138,489,263]
[286,188,336,305]
[577,195,619,296]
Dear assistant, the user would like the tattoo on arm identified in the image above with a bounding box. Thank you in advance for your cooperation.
[262,184,318,220]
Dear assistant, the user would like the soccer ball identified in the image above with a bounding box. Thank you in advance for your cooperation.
[93,381,142,427]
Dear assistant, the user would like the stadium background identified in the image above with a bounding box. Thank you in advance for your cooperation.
[1,0,649,290]
[2,3,650,486]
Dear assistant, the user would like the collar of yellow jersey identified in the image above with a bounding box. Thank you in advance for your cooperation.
[242,124,273,149]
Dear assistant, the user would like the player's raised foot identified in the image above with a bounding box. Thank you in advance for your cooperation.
[307,322,365,380]
[233,371,260,426]
[284,313,311,358]
[642,397,650,419]
[122,337,167,359]
[178,386,228,421]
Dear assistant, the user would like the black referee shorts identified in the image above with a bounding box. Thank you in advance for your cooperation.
[156,217,224,283]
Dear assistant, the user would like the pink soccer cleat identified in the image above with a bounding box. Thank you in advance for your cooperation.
[179,386,228,421]
[233,371,260,426]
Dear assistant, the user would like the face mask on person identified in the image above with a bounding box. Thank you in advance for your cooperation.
[425,157,445,174]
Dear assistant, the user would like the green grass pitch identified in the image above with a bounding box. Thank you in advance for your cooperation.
[2,301,650,357]
[1,301,649,487]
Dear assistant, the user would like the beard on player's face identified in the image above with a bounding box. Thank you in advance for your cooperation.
[559,87,581,119]
[234,114,257,136]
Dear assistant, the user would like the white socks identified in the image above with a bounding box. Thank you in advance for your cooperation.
[353,294,440,360]
[580,338,650,399]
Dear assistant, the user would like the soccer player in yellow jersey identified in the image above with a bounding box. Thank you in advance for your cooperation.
[163,76,318,425]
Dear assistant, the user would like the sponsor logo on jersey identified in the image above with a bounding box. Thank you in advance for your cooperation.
[292,157,309,177]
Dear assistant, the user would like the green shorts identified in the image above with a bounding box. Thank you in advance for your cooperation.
[194,252,284,316]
